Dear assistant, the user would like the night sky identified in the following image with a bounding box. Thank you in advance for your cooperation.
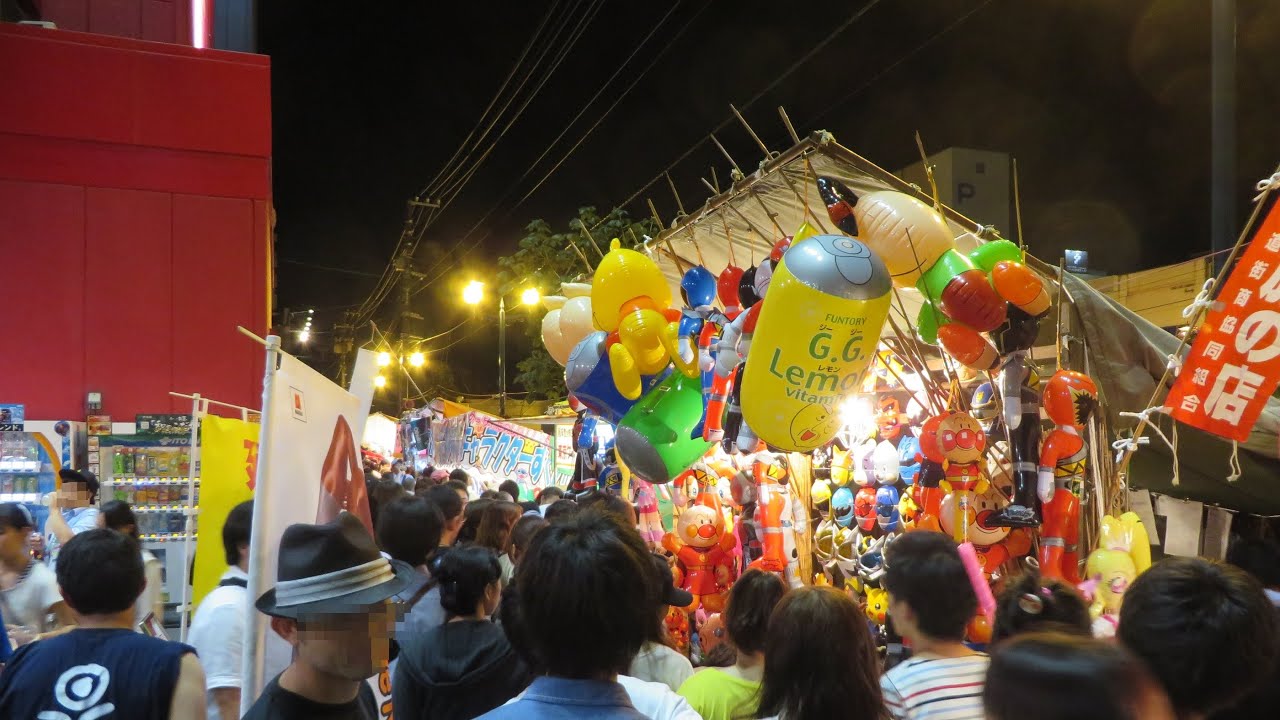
[259,0,1280,396]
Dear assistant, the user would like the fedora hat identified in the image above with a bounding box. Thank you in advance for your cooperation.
[256,512,414,618]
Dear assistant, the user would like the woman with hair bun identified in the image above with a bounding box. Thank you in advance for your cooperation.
[393,545,531,720]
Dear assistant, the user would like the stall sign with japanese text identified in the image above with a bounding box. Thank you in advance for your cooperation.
[1168,201,1280,441]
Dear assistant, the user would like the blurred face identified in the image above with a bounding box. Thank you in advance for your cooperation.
[454,488,468,507]
[59,481,93,508]
[0,523,33,563]
[276,600,396,681]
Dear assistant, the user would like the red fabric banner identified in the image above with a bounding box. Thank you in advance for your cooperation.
[1167,201,1280,441]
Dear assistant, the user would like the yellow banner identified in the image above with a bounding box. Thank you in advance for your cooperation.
[191,415,259,607]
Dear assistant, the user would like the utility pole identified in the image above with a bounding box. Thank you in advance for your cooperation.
[1210,0,1236,276]
[333,311,355,387]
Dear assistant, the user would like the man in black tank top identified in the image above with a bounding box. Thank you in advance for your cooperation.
[0,528,207,719]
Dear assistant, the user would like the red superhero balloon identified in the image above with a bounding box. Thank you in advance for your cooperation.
[1038,370,1099,583]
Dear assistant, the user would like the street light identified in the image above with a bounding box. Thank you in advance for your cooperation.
[373,375,387,389]
[408,351,426,368]
[463,284,541,417]
[376,351,392,368]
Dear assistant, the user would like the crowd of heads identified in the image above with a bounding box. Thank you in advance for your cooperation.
[21,457,1277,720]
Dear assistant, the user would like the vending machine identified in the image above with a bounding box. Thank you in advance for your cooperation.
[98,424,198,619]
[0,430,59,535]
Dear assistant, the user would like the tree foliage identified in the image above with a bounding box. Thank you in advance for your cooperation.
[497,206,657,400]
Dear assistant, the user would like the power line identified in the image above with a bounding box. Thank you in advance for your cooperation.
[423,0,604,223]
[408,2,707,299]
[599,0,887,221]
[278,258,383,278]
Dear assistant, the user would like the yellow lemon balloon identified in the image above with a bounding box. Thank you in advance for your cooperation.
[741,235,892,452]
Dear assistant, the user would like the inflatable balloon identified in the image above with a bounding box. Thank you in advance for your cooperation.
[1038,370,1099,583]
[818,178,1049,371]
[1085,512,1151,637]
[937,412,990,543]
[663,491,737,612]
[565,332,668,424]
[897,434,921,485]
[871,440,898,486]
[616,371,713,484]
[987,351,1043,529]
[592,239,680,399]
[831,485,855,529]
[664,265,718,378]
[875,485,901,532]
[740,235,892,452]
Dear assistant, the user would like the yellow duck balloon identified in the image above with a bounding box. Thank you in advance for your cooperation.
[592,239,679,400]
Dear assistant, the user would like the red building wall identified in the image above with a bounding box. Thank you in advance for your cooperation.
[37,0,196,46]
[0,23,271,420]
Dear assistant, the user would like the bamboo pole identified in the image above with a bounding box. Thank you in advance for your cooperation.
[710,133,744,179]
[1013,157,1026,250]
[1112,162,1280,483]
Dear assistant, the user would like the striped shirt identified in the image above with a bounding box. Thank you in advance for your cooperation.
[881,652,989,720]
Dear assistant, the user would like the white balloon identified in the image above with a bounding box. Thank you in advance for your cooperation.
[542,309,574,365]
[558,296,595,345]
[541,295,567,311]
[562,283,592,298]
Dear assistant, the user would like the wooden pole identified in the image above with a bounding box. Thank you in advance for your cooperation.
[1013,157,1026,249]
[665,172,688,217]
[710,133,744,179]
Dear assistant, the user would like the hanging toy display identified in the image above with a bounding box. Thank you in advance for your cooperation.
[666,265,719,377]
[987,351,1043,528]
[935,412,990,543]
[1083,512,1151,637]
[817,178,1050,370]
[591,239,681,400]
[539,284,595,366]
[740,234,893,452]
[615,371,714,485]
[565,331,669,424]
[1037,370,1100,582]
[663,491,738,612]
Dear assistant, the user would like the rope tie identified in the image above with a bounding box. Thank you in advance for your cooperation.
[1182,278,1218,320]
[1227,440,1242,482]
[1254,171,1280,202]
[1115,406,1181,485]
[1166,353,1184,376]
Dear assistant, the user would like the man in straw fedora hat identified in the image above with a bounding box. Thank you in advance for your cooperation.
[243,512,415,720]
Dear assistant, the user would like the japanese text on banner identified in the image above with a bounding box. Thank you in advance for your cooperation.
[1167,201,1280,441]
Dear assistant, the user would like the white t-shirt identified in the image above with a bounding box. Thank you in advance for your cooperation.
[628,641,695,692]
[187,566,292,720]
[134,549,164,627]
[505,674,702,720]
[0,560,61,632]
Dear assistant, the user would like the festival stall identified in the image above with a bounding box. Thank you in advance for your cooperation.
[532,109,1280,656]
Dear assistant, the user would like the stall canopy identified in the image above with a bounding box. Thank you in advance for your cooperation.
[643,130,1280,514]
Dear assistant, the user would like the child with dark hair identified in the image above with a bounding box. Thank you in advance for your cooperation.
[0,529,206,718]
[628,553,694,691]
[677,569,787,720]
[477,509,658,719]
[476,501,523,585]
[756,586,887,720]
[1215,536,1280,719]
[508,514,548,567]
[991,571,1091,643]
[458,498,494,545]
[426,483,466,547]
[1118,557,1279,720]
[499,479,522,503]
[97,500,164,629]
[394,546,531,720]
[0,503,71,644]
[985,632,1174,720]
[880,532,987,720]
[544,498,581,524]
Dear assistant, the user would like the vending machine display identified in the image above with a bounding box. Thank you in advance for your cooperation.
[99,433,198,610]
[0,431,57,531]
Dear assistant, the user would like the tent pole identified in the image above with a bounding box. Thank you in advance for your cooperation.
[709,133,745,180]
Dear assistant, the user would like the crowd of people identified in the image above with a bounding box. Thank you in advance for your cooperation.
[0,465,1277,720]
